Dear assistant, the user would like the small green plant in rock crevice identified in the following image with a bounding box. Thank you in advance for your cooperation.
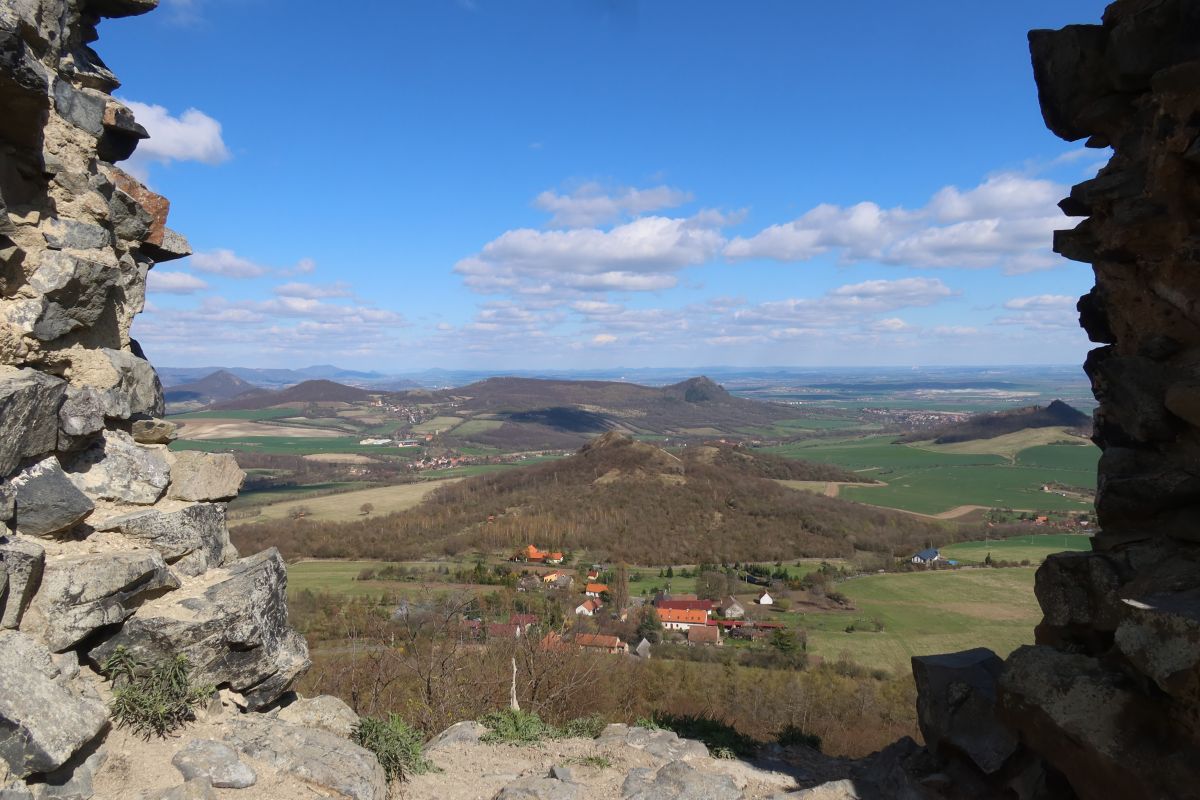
[352,714,433,782]
[477,709,608,745]
[100,646,214,739]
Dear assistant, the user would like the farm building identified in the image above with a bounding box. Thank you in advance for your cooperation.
[575,599,601,616]
[486,623,521,640]
[575,633,628,654]
[720,596,745,619]
[654,598,714,616]
[911,548,942,565]
[658,608,708,631]
[757,591,774,606]
[687,625,722,646]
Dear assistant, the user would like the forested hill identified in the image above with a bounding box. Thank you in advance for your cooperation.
[897,400,1091,444]
[233,433,953,565]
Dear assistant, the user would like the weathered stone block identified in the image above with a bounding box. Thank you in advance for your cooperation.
[0,535,44,629]
[66,429,169,504]
[912,648,1018,775]
[131,417,178,444]
[57,385,104,451]
[8,457,94,539]
[95,503,235,577]
[0,367,66,477]
[24,550,178,652]
[166,451,244,502]
[223,717,385,800]
[0,630,108,778]
[90,549,309,709]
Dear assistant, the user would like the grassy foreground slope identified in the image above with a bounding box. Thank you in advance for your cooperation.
[802,568,1041,671]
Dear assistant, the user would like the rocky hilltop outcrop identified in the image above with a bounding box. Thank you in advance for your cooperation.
[0,1,387,798]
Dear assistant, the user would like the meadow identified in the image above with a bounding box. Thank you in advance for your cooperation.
[171,435,422,457]
[795,568,1042,672]
[766,434,1098,515]
[229,481,456,527]
[940,533,1092,564]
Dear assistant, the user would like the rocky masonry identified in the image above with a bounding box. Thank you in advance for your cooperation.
[0,1,392,798]
[906,2,1200,799]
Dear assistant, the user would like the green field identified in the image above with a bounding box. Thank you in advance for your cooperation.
[287,559,486,600]
[766,435,1097,515]
[797,568,1041,672]
[171,408,304,420]
[941,533,1092,564]
[171,436,422,456]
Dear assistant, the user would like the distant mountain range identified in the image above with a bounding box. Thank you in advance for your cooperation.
[157,364,403,391]
[896,400,1092,444]
[395,375,801,448]
[206,379,373,411]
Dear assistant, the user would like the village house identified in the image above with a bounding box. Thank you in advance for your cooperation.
[687,625,722,647]
[574,633,629,655]
[486,622,521,640]
[658,608,709,631]
[654,598,714,617]
[720,596,745,619]
[757,591,774,606]
[911,548,941,565]
[634,638,653,659]
[585,582,609,598]
[575,598,601,616]
[509,614,539,633]
[542,571,563,584]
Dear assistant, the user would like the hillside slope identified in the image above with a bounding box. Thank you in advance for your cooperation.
[163,370,258,410]
[232,433,947,564]
[208,379,373,410]
[898,400,1091,444]
[395,375,798,448]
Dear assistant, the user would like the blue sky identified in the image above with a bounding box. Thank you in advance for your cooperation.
[100,0,1111,370]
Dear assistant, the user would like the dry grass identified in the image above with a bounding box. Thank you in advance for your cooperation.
[175,419,346,440]
[911,426,1091,460]
[229,480,458,527]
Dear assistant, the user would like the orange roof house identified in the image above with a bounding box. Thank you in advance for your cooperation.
[546,552,564,564]
[585,583,610,597]
[658,608,709,630]
[574,633,628,654]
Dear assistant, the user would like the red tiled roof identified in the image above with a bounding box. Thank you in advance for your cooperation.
[657,608,709,625]
[586,583,609,594]
[655,599,713,612]
[688,625,721,643]
[486,623,520,638]
[510,614,539,626]
[575,633,624,649]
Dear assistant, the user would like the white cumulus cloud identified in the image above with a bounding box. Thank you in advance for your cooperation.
[725,172,1068,273]
[121,100,230,179]
[147,270,208,294]
[534,183,693,228]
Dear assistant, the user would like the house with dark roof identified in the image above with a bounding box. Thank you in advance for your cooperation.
[687,625,722,647]
[574,633,628,654]
[719,596,745,619]
[911,548,941,565]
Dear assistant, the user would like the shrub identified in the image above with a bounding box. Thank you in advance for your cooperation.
[479,709,608,744]
[558,714,607,739]
[776,724,822,751]
[101,647,214,739]
[353,714,432,782]
[479,709,556,744]
[644,713,759,758]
